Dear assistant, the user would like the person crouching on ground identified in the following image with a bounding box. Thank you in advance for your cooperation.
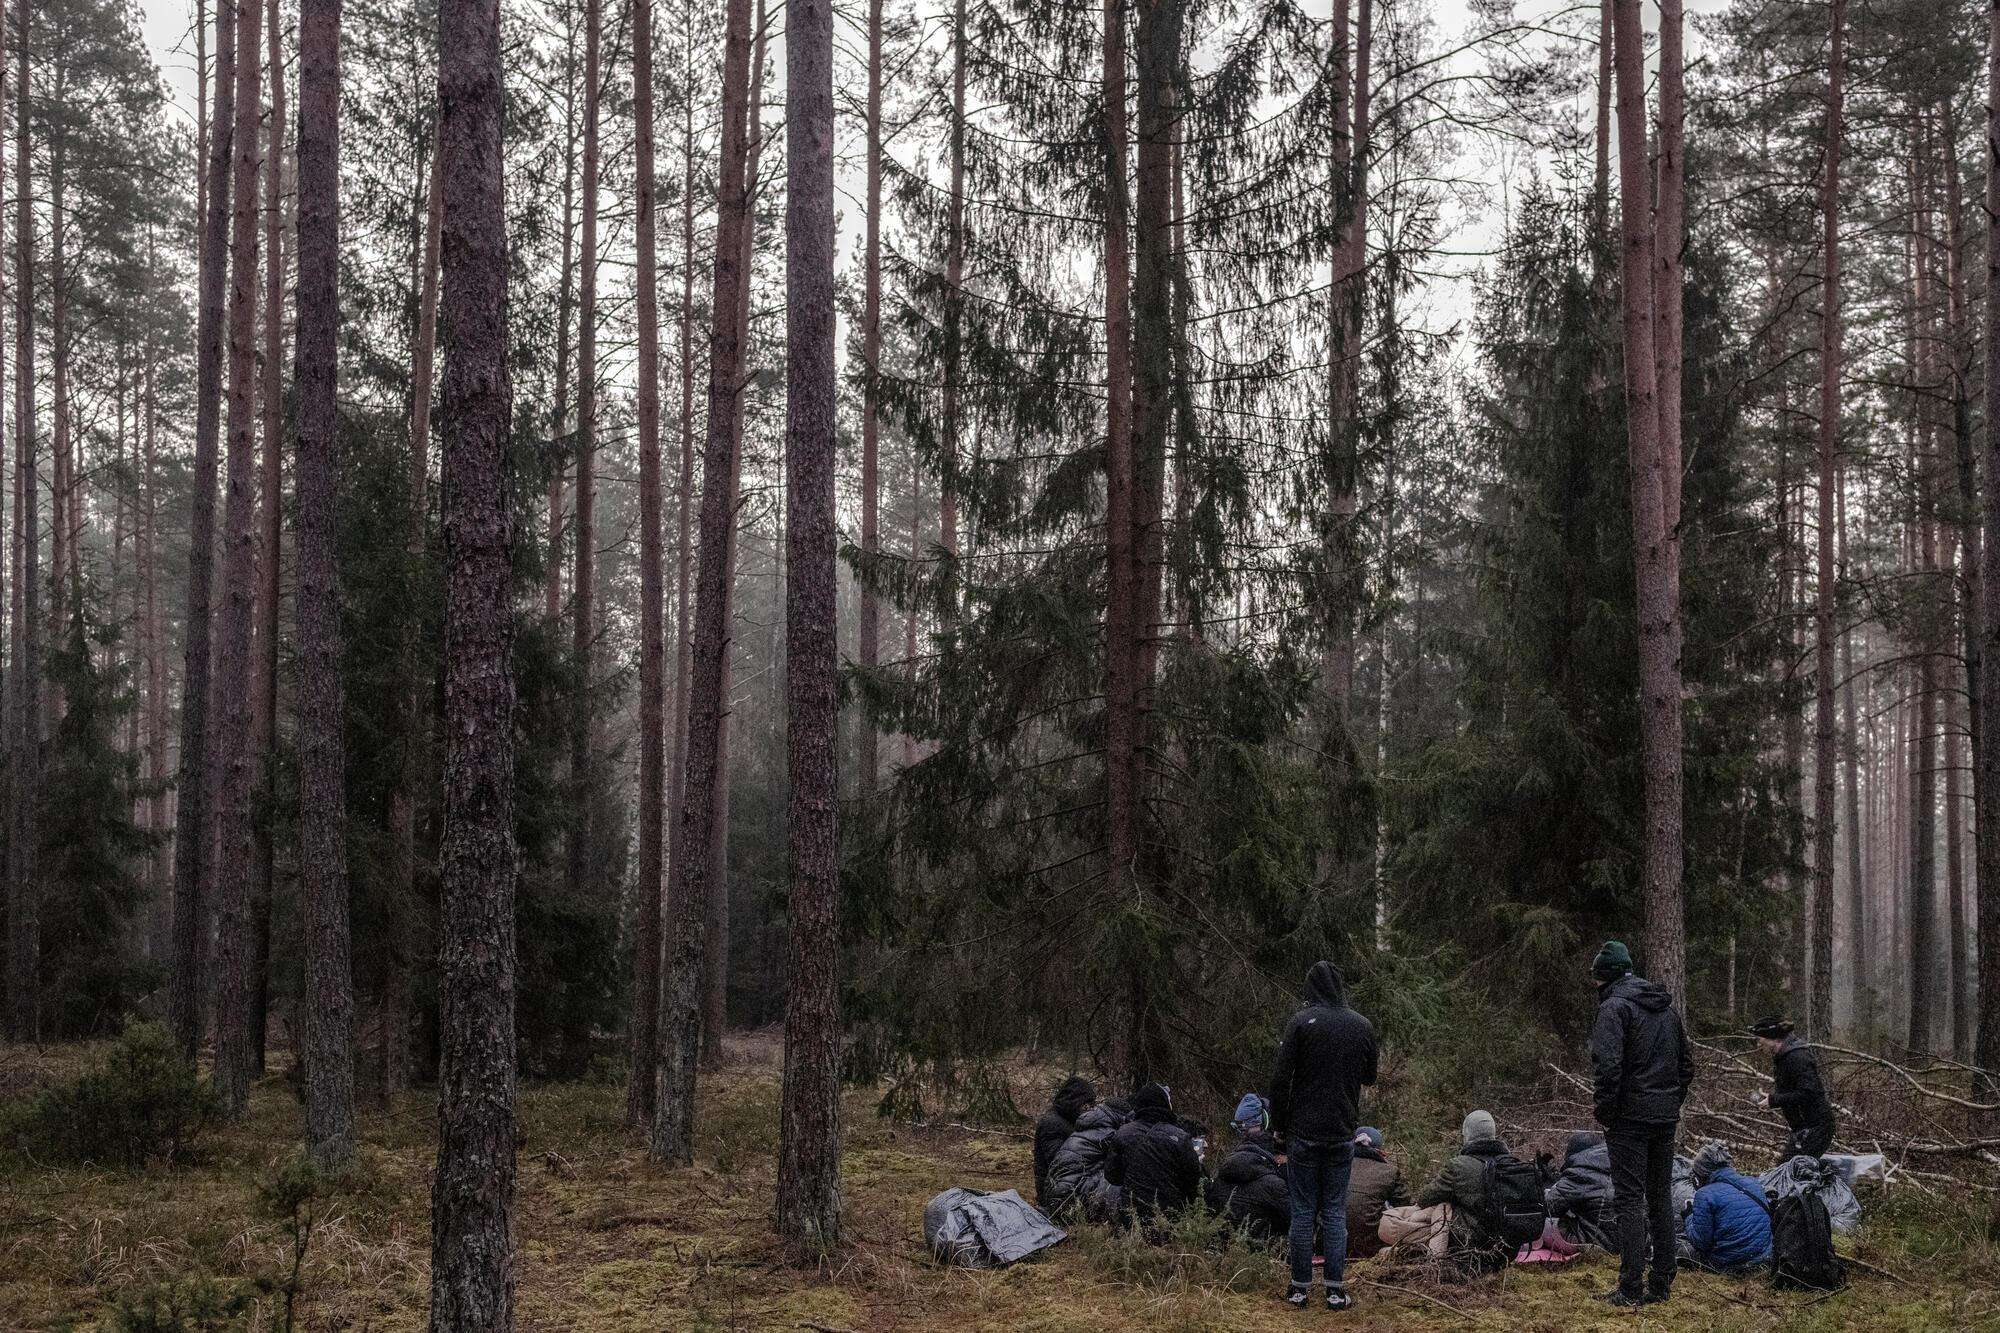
[1033,1075,1097,1208]
[1205,1092,1290,1243]
[1544,1130,1616,1249]
[1681,1142,1772,1276]
[1345,1127,1406,1260]
[1104,1082,1202,1235]
[1750,1016,1836,1161]
[1589,939,1695,1310]
[1413,1110,1519,1275]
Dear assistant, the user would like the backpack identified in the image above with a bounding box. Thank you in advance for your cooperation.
[1480,1153,1548,1249]
[1769,1193,1846,1292]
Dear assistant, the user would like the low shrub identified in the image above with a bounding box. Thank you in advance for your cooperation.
[5,1021,216,1167]
[101,1275,260,1332]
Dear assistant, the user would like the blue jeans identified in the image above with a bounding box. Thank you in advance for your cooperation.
[1285,1137,1353,1289]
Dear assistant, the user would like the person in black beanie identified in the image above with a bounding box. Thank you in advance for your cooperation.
[1750,1017,1836,1160]
[1033,1076,1098,1207]
[1589,940,1694,1310]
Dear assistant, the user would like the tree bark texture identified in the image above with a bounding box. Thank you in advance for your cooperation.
[430,0,519,1317]
[171,0,238,1062]
[628,0,666,1128]
[294,0,356,1167]
[212,0,265,1115]
[653,0,755,1166]
[1808,0,1843,1039]
[1612,0,1686,1007]
[776,0,843,1251]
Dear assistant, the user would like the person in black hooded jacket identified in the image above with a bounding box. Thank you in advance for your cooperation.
[1268,960,1377,1310]
[1588,940,1695,1309]
[1204,1125,1290,1243]
[1104,1082,1203,1229]
[1544,1130,1616,1249]
[1033,1076,1097,1206]
[1750,1017,1835,1159]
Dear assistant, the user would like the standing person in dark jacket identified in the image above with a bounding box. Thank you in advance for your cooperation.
[1104,1082,1203,1231]
[1588,940,1694,1309]
[1033,1075,1097,1206]
[1269,960,1378,1311]
[1749,1017,1836,1160]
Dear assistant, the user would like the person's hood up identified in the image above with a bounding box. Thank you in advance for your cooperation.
[1131,1082,1174,1123]
[1306,960,1347,1009]
[1602,973,1675,1012]
[1564,1131,1603,1161]
[1776,1033,1807,1059]
[1461,1109,1497,1146]
[1691,1140,1733,1184]
[1076,1103,1124,1132]
[1052,1075,1097,1121]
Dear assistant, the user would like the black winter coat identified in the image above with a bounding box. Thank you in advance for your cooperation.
[1106,1104,1203,1220]
[1204,1135,1290,1242]
[1046,1104,1127,1219]
[1769,1036,1834,1134]
[1268,962,1379,1145]
[1033,1077,1097,1205]
[1590,974,1695,1126]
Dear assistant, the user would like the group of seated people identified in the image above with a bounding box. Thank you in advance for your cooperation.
[1031,1078,1784,1277]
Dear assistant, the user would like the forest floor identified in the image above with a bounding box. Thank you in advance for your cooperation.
[2,1031,1998,1331]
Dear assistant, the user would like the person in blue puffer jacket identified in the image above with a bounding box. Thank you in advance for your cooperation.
[1681,1142,1772,1275]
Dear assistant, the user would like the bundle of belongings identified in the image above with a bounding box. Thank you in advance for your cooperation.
[923,1188,1067,1268]
[1760,1154,1863,1235]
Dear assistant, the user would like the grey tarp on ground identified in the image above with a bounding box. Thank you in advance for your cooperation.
[923,1188,1068,1268]
[1759,1156,1862,1234]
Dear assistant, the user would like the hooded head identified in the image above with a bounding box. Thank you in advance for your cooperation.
[1354,1126,1384,1152]
[1052,1075,1097,1122]
[1691,1141,1733,1184]
[1232,1092,1268,1132]
[1131,1082,1174,1123]
[1591,940,1634,984]
[1461,1109,1497,1146]
[1563,1130,1603,1162]
[1306,960,1347,1008]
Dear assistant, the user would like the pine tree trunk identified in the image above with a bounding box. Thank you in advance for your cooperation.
[3,0,33,1044]
[430,0,518,1315]
[294,0,354,1166]
[385,148,443,1099]
[653,0,756,1165]
[567,0,602,918]
[776,0,843,1250]
[548,0,578,624]
[1101,0,1149,1075]
[1839,472,1869,1036]
[1809,0,1843,1039]
[699,0,769,1075]
[211,0,266,1116]
[627,0,666,1128]
[1980,0,2000,1086]
[171,0,238,1063]
[857,0,882,797]
[940,0,966,571]
[1592,0,1611,244]
[251,0,288,1078]
[666,3,698,1061]
[1612,0,1686,1006]
[1909,143,1941,1054]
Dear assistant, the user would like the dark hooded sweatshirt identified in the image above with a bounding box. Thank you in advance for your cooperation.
[1105,1084,1203,1220]
[1768,1035,1834,1134]
[1589,973,1695,1126]
[1034,1076,1097,1206]
[1268,962,1379,1145]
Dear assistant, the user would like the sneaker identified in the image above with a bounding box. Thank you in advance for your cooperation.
[1599,1289,1646,1309]
[1283,1284,1311,1309]
[1325,1286,1354,1312]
